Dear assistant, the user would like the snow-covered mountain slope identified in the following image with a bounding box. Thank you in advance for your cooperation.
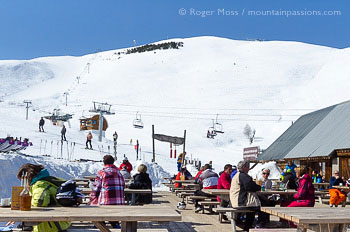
[0,36,349,198]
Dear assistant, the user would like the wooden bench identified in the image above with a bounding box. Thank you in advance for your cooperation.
[213,207,255,231]
[174,189,197,196]
[198,201,220,213]
[178,192,195,202]
[186,195,216,204]
[250,229,297,232]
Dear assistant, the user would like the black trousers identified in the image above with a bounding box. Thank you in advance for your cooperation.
[61,133,66,141]
[86,140,92,148]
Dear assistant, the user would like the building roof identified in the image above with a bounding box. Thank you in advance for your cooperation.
[258,101,350,161]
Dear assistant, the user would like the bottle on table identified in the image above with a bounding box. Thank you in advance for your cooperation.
[20,173,32,211]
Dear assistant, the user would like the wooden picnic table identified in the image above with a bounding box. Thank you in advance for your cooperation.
[173,180,195,183]
[333,185,350,191]
[202,189,297,196]
[313,182,329,190]
[182,183,200,188]
[0,205,181,232]
[83,175,96,179]
[261,207,350,232]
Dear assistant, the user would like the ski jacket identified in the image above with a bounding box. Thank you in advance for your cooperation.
[120,169,132,180]
[198,169,219,189]
[230,169,238,179]
[329,176,344,189]
[174,171,191,188]
[217,172,231,190]
[30,169,71,232]
[90,164,125,205]
[39,119,45,126]
[230,171,261,207]
[87,133,92,141]
[312,174,322,183]
[293,173,315,206]
[129,172,152,204]
[119,162,132,173]
[61,127,66,134]
[194,170,203,183]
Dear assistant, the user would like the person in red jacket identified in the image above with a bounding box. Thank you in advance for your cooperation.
[288,167,315,207]
[194,166,204,182]
[217,164,233,207]
[119,157,133,173]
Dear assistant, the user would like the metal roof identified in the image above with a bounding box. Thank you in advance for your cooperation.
[257,101,350,161]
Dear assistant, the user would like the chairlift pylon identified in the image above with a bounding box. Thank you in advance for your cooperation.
[133,112,144,129]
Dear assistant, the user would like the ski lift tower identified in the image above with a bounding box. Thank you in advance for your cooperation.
[89,102,115,142]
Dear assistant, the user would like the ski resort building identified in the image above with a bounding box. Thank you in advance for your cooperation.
[257,100,350,181]
[79,115,108,131]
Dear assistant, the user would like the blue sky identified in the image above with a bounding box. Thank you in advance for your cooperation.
[0,0,349,60]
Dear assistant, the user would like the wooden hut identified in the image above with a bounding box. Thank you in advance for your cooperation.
[79,115,108,131]
[257,100,350,181]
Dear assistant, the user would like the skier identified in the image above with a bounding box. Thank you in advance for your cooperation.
[39,117,45,132]
[113,131,118,142]
[61,125,67,141]
[86,132,93,149]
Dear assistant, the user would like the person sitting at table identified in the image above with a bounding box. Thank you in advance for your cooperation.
[217,164,233,207]
[174,167,192,188]
[288,167,315,207]
[281,169,298,190]
[128,164,152,204]
[311,170,323,183]
[119,157,133,173]
[120,165,132,180]
[194,163,219,213]
[260,168,272,190]
[16,163,71,232]
[329,170,346,207]
[194,166,204,182]
[230,165,238,179]
[90,155,125,228]
[230,160,262,231]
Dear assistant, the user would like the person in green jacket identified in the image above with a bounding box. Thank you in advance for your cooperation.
[17,163,71,232]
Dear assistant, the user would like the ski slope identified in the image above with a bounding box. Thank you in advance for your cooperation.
[0,36,349,198]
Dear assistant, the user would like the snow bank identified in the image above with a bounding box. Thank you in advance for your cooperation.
[248,161,282,180]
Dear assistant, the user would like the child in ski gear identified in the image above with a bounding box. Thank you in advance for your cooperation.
[39,117,45,132]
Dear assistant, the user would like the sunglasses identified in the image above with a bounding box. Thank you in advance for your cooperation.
[262,173,269,175]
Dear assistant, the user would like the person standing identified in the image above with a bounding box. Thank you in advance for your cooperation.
[39,117,45,132]
[113,131,118,142]
[61,125,66,141]
[90,155,125,229]
[329,170,346,207]
[86,132,93,149]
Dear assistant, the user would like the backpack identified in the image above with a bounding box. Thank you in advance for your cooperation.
[56,180,85,206]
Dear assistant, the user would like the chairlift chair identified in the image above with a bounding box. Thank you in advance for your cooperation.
[214,115,224,133]
[133,112,144,129]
